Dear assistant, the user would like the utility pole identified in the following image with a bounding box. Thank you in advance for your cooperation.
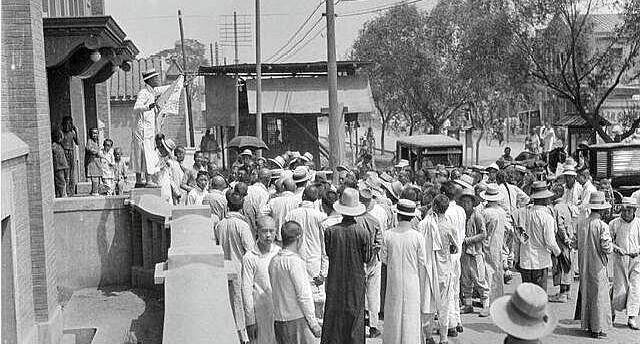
[214,42,219,66]
[255,0,263,155]
[178,9,195,147]
[325,0,345,171]
[209,43,214,66]
[234,12,240,137]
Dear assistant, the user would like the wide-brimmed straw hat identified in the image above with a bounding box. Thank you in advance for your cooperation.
[379,172,394,183]
[395,159,409,168]
[336,165,349,172]
[240,149,253,157]
[531,181,554,199]
[490,283,556,340]
[514,164,527,173]
[562,165,577,176]
[161,138,176,153]
[298,152,314,163]
[487,162,500,171]
[480,183,503,202]
[142,69,159,81]
[586,191,611,210]
[454,174,474,190]
[459,187,477,200]
[334,188,366,217]
[292,166,310,183]
[620,196,639,208]
[268,156,286,169]
[395,198,419,217]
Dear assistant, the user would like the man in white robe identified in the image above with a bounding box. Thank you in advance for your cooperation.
[442,182,466,335]
[132,69,161,185]
[244,168,272,235]
[417,207,443,343]
[261,178,299,241]
[610,197,640,330]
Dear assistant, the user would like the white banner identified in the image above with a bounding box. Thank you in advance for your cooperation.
[156,75,184,131]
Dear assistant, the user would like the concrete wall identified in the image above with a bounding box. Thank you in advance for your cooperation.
[53,196,132,292]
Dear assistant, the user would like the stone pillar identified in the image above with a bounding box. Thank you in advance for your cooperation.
[0,1,63,343]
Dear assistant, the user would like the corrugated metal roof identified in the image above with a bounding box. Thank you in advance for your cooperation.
[396,135,462,148]
[245,75,375,114]
[554,114,611,127]
[109,58,163,102]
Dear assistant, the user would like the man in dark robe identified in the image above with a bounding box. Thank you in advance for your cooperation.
[322,188,372,344]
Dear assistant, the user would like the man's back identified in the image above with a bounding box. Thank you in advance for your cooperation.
[215,212,255,265]
[286,202,328,277]
[513,205,560,270]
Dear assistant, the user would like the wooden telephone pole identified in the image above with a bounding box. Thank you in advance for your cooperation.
[178,9,195,147]
[255,0,263,156]
[326,0,345,170]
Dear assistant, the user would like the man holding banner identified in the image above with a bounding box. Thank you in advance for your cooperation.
[132,69,183,186]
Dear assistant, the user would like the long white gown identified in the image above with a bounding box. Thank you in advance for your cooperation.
[242,245,280,344]
[610,217,640,316]
[380,221,427,344]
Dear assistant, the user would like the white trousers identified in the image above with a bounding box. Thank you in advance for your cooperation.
[365,260,381,328]
[448,254,462,327]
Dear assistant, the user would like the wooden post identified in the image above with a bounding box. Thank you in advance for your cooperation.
[326,0,345,174]
[178,9,195,147]
[255,0,263,157]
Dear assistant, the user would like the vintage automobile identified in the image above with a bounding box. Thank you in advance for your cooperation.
[588,142,640,196]
[396,134,463,172]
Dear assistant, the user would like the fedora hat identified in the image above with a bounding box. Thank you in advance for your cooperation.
[395,159,409,168]
[531,181,554,199]
[490,282,556,340]
[586,191,611,210]
[334,188,366,217]
[240,149,253,157]
[268,155,286,169]
[620,196,639,208]
[364,176,383,193]
[562,165,577,176]
[292,166,310,183]
[142,69,159,81]
[395,199,419,217]
[454,174,474,190]
[480,183,503,202]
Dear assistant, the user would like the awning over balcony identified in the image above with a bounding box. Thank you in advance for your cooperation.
[43,16,138,83]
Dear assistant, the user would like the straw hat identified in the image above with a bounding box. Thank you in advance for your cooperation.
[298,152,314,163]
[292,166,310,183]
[336,165,349,172]
[142,69,159,81]
[586,191,611,210]
[240,149,253,157]
[395,159,409,168]
[270,169,284,180]
[490,283,556,340]
[454,174,474,190]
[487,162,500,171]
[268,156,286,169]
[620,196,639,208]
[459,187,477,200]
[379,172,394,183]
[531,181,554,199]
[395,199,419,217]
[161,137,176,153]
[480,183,504,202]
[334,188,366,216]
[562,165,577,176]
[514,164,527,174]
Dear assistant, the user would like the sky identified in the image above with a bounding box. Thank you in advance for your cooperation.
[106,0,437,64]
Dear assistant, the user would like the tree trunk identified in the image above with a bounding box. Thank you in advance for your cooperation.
[475,129,484,164]
[409,119,414,136]
[380,120,386,154]
[432,122,440,135]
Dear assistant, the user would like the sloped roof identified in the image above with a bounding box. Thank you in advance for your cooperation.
[397,135,462,148]
[109,57,163,102]
[244,75,375,115]
[554,113,611,127]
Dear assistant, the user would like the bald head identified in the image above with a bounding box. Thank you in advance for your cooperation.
[211,175,227,190]
[283,178,296,193]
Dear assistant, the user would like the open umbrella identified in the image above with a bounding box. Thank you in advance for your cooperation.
[228,135,269,151]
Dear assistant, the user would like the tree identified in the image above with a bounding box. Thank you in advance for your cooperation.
[150,38,209,73]
[512,0,640,142]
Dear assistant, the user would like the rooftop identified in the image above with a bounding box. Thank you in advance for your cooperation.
[396,134,462,148]
[198,60,373,76]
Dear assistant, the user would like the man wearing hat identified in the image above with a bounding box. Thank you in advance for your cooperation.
[491,283,557,343]
[322,188,372,344]
[576,168,597,212]
[132,69,162,185]
[576,191,613,338]
[562,164,582,208]
[486,163,500,183]
[609,197,640,330]
[459,188,490,317]
[380,199,426,343]
[480,184,509,309]
[512,181,561,292]
[548,183,575,304]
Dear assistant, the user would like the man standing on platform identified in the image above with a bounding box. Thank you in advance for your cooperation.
[132,69,161,186]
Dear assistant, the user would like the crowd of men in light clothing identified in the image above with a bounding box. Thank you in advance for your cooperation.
[144,133,640,344]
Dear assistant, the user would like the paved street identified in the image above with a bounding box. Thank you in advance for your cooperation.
[367,273,640,344]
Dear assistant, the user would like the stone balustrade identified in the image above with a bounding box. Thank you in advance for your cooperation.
[155,207,238,343]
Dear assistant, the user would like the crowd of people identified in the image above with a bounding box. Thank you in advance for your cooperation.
[141,132,639,344]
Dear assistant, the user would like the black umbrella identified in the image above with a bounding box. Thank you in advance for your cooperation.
[227,135,269,151]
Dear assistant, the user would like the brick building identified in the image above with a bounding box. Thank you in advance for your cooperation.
[1,0,137,343]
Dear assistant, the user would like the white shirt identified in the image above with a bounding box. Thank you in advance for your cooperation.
[445,200,466,258]
[513,205,561,269]
[285,200,328,278]
[186,186,208,205]
[498,183,530,213]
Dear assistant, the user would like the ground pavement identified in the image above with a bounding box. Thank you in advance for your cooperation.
[367,273,640,344]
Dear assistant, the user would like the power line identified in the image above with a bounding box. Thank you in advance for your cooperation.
[265,0,325,62]
[280,24,326,62]
[340,0,425,17]
[271,17,324,63]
